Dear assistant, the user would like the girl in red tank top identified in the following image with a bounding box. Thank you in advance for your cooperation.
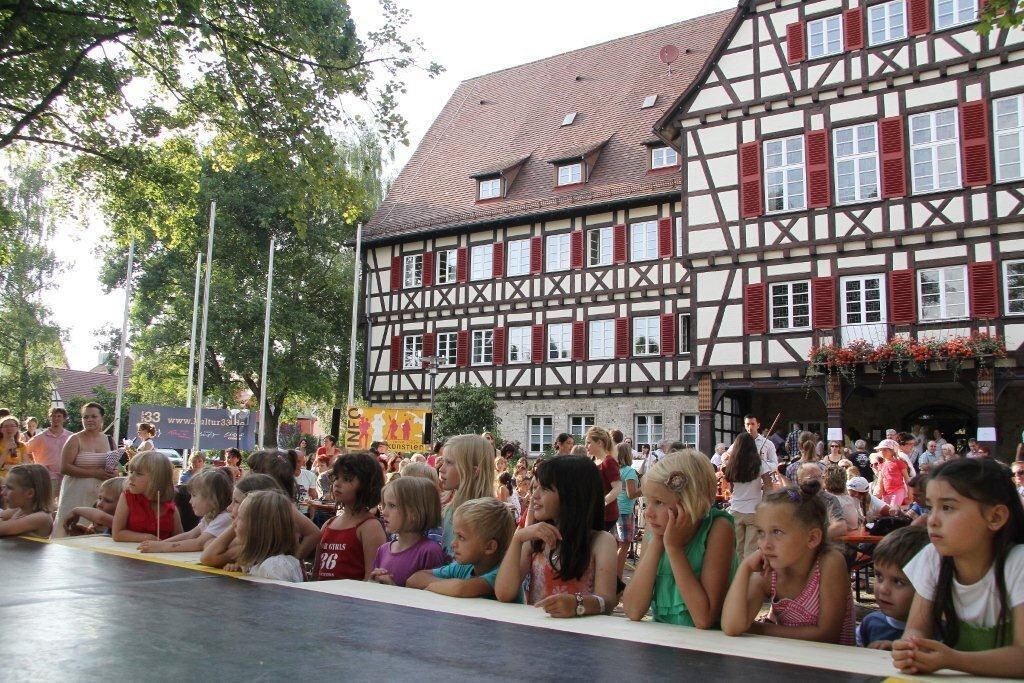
[112,451,182,542]
[314,452,386,580]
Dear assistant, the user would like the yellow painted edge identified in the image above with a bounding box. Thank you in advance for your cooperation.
[24,535,243,578]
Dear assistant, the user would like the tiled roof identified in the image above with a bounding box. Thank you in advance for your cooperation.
[364,9,736,243]
[50,367,129,401]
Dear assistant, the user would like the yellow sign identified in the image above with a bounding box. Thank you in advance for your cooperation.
[345,406,431,453]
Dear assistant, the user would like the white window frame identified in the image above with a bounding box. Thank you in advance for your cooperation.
[934,0,977,31]
[569,415,595,441]
[507,238,531,277]
[868,0,907,46]
[507,326,532,363]
[632,316,661,357]
[651,146,679,169]
[635,414,664,448]
[470,244,493,281]
[588,226,612,267]
[833,123,880,204]
[528,416,553,455]
[478,177,501,200]
[807,15,843,59]
[436,249,457,285]
[764,136,806,213]
[402,254,422,289]
[995,95,1024,183]
[557,162,582,186]
[678,314,691,355]
[841,275,887,326]
[918,266,969,321]
[588,319,614,360]
[471,329,493,365]
[681,415,698,448]
[770,281,812,332]
[436,332,457,367]
[1005,260,1024,316]
[402,335,422,369]
[630,220,658,262]
[546,234,570,272]
[547,323,572,361]
[910,108,961,194]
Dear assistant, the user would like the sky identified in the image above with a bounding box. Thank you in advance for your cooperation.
[48,0,736,370]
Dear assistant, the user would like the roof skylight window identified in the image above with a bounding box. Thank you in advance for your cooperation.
[561,112,577,126]
[642,95,658,109]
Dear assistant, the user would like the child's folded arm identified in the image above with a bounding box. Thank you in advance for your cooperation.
[425,577,493,598]
[200,526,237,567]
[405,569,437,590]
[0,511,51,536]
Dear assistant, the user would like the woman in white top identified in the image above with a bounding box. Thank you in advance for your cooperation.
[723,432,774,559]
[136,422,156,453]
[52,402,119,537]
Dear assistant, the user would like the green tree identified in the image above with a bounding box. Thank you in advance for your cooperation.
[0,153,65,419]
[978,0,1024,35]
[432,384,500,442]
[94,132,381,445]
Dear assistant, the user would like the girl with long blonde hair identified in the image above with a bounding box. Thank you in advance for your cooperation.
[438,434,496,557]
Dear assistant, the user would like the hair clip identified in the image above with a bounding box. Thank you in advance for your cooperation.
[666,472,688,491]
[786,488,802,503]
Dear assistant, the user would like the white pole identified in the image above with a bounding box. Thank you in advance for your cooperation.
[185,252,202,409]
[346,223,363,407]
[112,238,135,445]
[192,201,216,453]
[257,237,275,450]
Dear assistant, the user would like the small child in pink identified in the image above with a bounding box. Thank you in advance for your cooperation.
[876,439,909,507]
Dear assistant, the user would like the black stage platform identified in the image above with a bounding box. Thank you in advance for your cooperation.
[3,539,884,682]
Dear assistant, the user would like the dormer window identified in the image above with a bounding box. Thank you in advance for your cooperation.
[557,162,582,186]
[651,146,679,169]
[478,177,502,200]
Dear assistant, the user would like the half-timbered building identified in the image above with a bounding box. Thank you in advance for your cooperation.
[360,14,734,454]
[655,0,1024,457]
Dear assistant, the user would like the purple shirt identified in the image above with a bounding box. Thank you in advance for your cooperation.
[372,537,445,587]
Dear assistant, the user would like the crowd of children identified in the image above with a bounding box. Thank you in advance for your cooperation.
[3,420,1023,678]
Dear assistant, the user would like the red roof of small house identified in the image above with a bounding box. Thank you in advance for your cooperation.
[364,10,736,243]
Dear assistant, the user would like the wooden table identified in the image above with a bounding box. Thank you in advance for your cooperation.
[841,532,884,545]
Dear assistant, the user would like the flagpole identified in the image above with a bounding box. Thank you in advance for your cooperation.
[185,251,202,410]
[112,238,135,445]
[347,223,362,408]
[257,237,275,450]
[192,201,216,453]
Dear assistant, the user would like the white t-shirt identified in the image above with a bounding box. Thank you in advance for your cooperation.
[904,543,1024,628]
[728,460,773,514]
[197,511,232,538]
[835,493,860,530]
[248,554,304,582]
[725,435,777,468]
[295,468,318,514]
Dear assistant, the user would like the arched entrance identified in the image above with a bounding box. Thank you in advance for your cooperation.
[902,404,976,452]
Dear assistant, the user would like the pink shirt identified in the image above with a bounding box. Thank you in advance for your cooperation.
[27,428,73,479]
[879,458,908,496]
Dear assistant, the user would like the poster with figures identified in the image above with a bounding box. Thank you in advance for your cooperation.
[344,406,432,453]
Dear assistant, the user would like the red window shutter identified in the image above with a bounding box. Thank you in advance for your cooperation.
[657,217,673,258]
[456,247,468,283]
[492,242,505,279]
[811,277,838,329]
[660,313,676,357]
[613,224,627,264]
[421,332,436,368]
[888,270,917,324]
[743,283,767,335]
[570,230,583,269]
[422,251,434,287]
[390,336,402,371]
[614,317,630,358]
[805,130,831,208]
[969,261,999,319]
[572,321,586,361]
[390,255,402,291]
[879,117,907,199]
[492,327,506,366]
[739,141,763,218]
[786,22,806,64]
[908,0,930,35]
[531,324,545,364]
[960,101,992,187]
[844,8,864,50]
[530,236,543,274]
[456,330,469,367]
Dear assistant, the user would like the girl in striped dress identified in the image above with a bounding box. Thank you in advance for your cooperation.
[722,479,856,645]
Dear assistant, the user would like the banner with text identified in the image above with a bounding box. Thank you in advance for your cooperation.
[128,404,257,451]
[344,406,431,453]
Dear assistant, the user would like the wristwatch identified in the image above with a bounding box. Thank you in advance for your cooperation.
[575,592,586,617]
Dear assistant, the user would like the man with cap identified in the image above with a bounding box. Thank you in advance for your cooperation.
[845,476,893,524]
